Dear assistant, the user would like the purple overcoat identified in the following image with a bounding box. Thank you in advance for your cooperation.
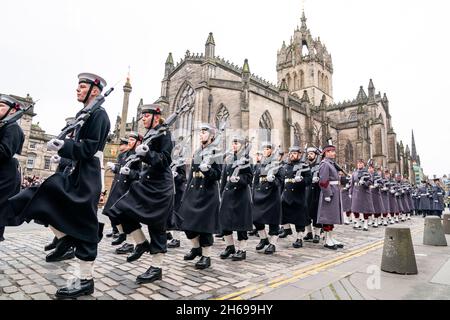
[317,158,343,225]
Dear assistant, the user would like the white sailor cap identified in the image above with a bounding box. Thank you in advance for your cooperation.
[141,104,163,115]
[231,135,245,144]
[0,95,24,110]
[307,147,319,154]
[199,123,217,133]
[289,146,301,153]
[261,141,273,149]
[78,73,107,91]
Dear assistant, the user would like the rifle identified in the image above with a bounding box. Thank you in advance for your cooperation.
[0,101,35,129]
[170,135,192,172]
[198,121,228,167]
[56,87,115,141]
[333,161,349,176]
[230,137,254,178]
[122,102,193,170]
[311,148,323,182]
[261,145,282,176]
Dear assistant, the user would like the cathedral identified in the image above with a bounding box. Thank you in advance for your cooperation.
[112,12,424,183]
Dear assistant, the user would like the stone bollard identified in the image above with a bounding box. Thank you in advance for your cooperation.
[381,225,418,275]
[443,214,450,235]
[423,216,448,246]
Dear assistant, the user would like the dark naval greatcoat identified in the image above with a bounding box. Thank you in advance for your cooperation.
[103,150,141,218]
[179,148,222,234]
[280,160,312,227]
[252,161,282,226]
[110,125,174,233]
[0,122,24,227]
[9,107,110,243]
[218,153,253,232]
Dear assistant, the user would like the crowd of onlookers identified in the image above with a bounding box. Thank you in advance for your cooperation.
[21,176,44,189]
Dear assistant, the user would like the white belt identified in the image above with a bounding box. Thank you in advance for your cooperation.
[329,181,339,185]
[95,151,104,159]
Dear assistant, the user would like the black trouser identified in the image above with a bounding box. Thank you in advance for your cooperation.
[71,239,97,262]
[109,216,120,231]
[120,214,167,254]
[223,230,248,241]
[254,223,280,236]
[295,225,305,233]
[184,231,214,247]
[306,219,322,229]
[0,226,4,240]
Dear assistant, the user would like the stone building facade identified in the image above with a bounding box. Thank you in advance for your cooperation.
[2,94,59,180]
[133,11,421,180]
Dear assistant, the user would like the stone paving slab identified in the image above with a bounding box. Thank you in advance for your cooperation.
[0,216,425,300]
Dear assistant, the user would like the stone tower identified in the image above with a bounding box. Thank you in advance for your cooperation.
[276,10,333,106]
[119,73,132,139]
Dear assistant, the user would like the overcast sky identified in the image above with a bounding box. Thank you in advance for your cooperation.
[1,0,448,176]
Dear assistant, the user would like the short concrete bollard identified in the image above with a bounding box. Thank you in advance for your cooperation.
[443,214,450,235]
[381,225,418,275]
[423,216,448,246]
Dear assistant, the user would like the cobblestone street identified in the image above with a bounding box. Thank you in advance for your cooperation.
[0,215,429,300]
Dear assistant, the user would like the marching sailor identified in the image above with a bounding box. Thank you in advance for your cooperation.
[218,135,253,261]
[109,104,174,284]
[179,124,222,270]
[9,73,111,298]
[252,142,283,254]
[279,146,312,248]
[0,95,25,242]
[304,147,322,244]
[104,132,143,255]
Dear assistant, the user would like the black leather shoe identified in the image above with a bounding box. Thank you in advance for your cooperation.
[231,250,246,261]
[46,247,75,263]
[256,238,270,251]
[115,243,134,255]
[166,232,173,241]
[44,237,59,251]
[279,228,293,239]
[168,239,181,248]
[46,237,74,262]
[55,279,94,299]
[127,240,151,263]
[264,244,276,254]
[111,233,126,246]
[195,256,211,270]
[136,266,162,284]
[106,226,119,238]
[313,235,321,244]
[220,245,236,259]
[292,239,303,248]
[303,232,314,242]
[324,244,338,250]
[184,247,202,261]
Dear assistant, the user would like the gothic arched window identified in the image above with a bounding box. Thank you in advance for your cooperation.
[293,72,298,90]
[286,73,292,91]
[345,140,354,167]
[294,123,301,146]
[175,83,195,141]
[215,104,230,151]
[374,128,383,155]
[259,110,273,143]
[300,70,305,89]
